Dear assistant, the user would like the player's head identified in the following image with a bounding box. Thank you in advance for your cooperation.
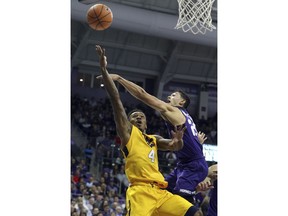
[167,90,190,109]
[128,109,147,132]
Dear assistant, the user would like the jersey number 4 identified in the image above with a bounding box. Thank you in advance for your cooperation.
[148,149,155,162]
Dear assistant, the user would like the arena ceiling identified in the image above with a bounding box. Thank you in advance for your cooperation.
[71,0,217,92]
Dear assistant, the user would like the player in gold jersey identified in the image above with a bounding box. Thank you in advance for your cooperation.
[96,45,203,216]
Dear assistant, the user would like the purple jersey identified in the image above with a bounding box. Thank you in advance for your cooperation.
[166,107,205,163]
[165,107,208,197]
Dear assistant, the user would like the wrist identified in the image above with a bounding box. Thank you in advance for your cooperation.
[117,75,123,81]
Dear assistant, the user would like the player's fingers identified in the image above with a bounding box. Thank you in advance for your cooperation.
[95,45,101,51]
[96,75,103,79]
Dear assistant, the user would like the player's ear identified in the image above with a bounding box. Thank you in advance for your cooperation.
[179,99,186,107]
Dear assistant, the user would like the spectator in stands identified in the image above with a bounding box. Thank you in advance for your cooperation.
[74,197,88,215]
[79,159,89,174]
[109,201,122,215]
[107,179,118,195]
[71,181,81,198]
[93,194,103,209]
[115,205,123,216]
[73,169,81,184]
[102,203,111,216]
[165,151,177,166]
[115,165,129,192]
[86,175,96,188]
[72,211,78,216]
[90,185,100,196]
[86,196,96,212]
[92,207,100,216]
[80,209,89,216]
[99,199,109,212]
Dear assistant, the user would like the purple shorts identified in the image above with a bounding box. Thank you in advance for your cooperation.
[165,158,208,196]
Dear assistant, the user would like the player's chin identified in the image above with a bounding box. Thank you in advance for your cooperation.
[133,122,142,130]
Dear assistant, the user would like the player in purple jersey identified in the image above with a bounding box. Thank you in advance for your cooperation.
[164,104,209,203]
[97,73,210,204]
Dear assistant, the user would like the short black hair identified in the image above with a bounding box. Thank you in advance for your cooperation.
[127,109,145,119]
[177,90,190,109]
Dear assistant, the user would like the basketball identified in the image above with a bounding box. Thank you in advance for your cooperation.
[86,4,113,31]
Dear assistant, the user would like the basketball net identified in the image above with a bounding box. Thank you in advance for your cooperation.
[175,0,216,34]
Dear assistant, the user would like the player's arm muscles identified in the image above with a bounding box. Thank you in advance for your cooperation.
[116,76,172,112]
[100,68,132,148]
[155,125,185,151]
[116,76,184,124]
[154,135,183,151]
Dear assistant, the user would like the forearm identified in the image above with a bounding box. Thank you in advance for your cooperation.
[101,67,120,100]
[100,67,132,144]
[158,138,183,151]
[117,76,167,112]
[117,76,146,99]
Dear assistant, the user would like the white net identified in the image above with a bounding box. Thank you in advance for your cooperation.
[175,0,216,34]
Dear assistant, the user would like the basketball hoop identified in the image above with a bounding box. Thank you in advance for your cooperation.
[175,0,216,34]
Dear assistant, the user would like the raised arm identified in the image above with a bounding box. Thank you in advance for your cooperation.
[95,45,131,147]
[96,74,184,125]
[118,75,171,113]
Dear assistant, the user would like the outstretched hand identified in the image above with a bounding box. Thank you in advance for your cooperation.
[168,125,186,150]
[95,45,107,68]
[196,177,214,193]
[198,131,207,144]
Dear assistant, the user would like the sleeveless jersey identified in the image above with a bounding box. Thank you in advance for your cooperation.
[166,107,205,163]
[121,125,168,188]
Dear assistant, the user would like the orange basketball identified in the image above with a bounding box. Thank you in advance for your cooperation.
[86,4,113,31]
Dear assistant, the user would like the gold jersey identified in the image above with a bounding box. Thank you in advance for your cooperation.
[121,125,168,188]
